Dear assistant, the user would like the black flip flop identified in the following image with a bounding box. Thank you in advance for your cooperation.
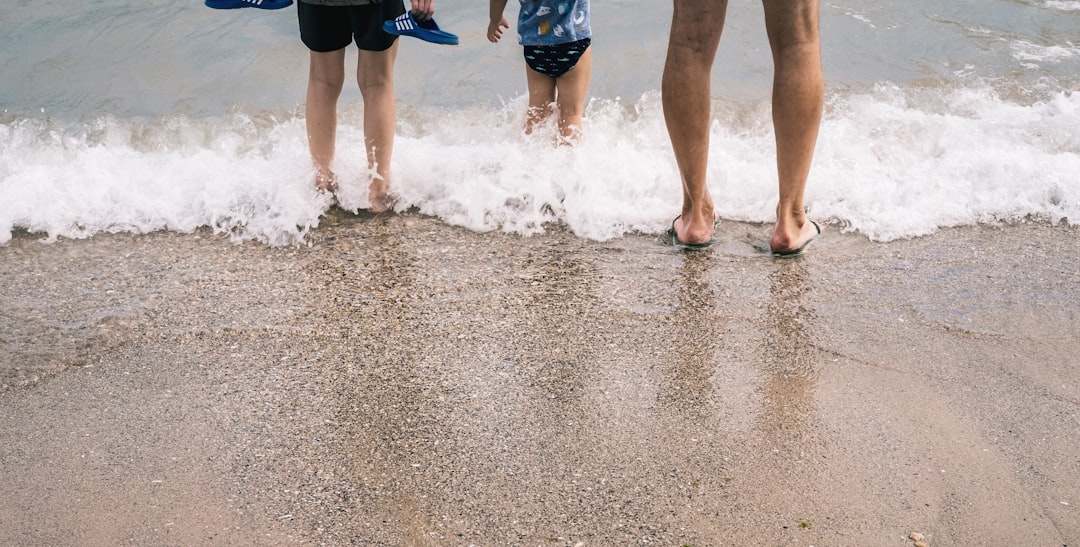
[668,217,715,251]
[772,220,820,258]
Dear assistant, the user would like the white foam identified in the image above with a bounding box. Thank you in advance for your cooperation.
[0,113,328,246]
[1011,39,1080,63]
[2,85,1078,246]
[1043,0,1080,11]
[812,85,1079,240]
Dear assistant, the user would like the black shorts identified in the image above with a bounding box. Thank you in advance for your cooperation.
[524,38,592,78]
[297,1,405,52]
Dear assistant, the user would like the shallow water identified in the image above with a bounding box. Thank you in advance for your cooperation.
[1,0,1078,245]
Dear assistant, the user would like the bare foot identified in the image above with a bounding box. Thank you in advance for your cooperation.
[368,177,390,213]
[315,170,338,193]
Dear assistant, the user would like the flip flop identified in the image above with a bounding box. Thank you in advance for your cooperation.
[772,220,821,258]
[668,217,715,251]
[205,0,293,9]
[383,11,459,45]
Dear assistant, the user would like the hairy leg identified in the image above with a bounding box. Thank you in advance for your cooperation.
[306,49,347,190]
[763,0,823,252]
[554,46,592,145]
[525,66,557,135]
[357,43,399,212]
[662,0,729,245]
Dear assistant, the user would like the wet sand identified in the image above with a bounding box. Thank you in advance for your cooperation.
[1,213,1077,546]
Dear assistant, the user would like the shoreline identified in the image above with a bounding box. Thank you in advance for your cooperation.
[1,215,1077,545]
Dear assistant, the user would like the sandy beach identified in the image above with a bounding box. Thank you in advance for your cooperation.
[1,213,1077,546]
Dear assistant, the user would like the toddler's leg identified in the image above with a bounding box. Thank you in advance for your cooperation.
[525,67,557,135]
[554,46,592,144]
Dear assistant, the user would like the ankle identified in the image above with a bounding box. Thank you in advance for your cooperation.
[315,169,338,192]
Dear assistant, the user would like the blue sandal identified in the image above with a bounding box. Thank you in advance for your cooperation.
[205,0,293,10]
[383,11,459,45]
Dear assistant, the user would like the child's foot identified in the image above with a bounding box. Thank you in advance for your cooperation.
[315,170,338,193]
[368,178,390,213]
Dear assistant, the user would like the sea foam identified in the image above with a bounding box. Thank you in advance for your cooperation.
[1,85,1077,246]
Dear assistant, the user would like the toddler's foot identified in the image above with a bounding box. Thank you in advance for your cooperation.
[315,171,338,193]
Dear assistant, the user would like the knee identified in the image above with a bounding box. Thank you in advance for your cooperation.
[310,72,345,97]
[358,76,392,99]
[358,66,394,99]
[357,56,395,97]
[669,1,725,52]
[771,40,822,77]
[765,8,821,57]
[770,33,820,59]
[557,99,584,120]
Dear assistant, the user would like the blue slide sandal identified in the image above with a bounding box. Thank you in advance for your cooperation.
[205,0,293,10]
[383,12,459,45]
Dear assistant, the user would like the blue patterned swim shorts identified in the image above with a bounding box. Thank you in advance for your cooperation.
[523,38,592,78]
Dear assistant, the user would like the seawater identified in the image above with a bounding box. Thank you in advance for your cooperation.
[1,0,1078,245]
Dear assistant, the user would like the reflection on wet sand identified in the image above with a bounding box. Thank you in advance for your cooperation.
[304,223,614,542]
[310,215,449,543]
[510,241,599,423]
[4,218,1078,544]
[660,251,720,418]
[758,260,821,446]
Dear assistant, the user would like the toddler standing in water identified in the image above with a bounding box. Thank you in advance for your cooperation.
[488,0,592,144]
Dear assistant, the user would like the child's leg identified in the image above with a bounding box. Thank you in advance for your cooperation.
[554,46,592,144]
[306,49,347,190]
[525,67,557,135]
[357,43,399,212]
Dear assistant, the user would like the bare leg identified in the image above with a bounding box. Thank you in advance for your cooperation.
[357,43,399,212]
[525,66,557,135]
[662,0,729,246]
[306,49,347,191]
[764,0,823,253]
[554,46,592,145]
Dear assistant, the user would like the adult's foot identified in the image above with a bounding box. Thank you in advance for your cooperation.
[673,213,715,248]
[770,218,820,256]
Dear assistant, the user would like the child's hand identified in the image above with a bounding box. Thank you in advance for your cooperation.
[410,0,434,21]
[487,17,509,43]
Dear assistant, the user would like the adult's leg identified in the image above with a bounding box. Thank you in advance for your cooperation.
[662,0,729,246]
[306,49,347,190]
[554,47,592,144]
[357,42,399,212]
[525,67,557,135]
[763,0,823,253]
